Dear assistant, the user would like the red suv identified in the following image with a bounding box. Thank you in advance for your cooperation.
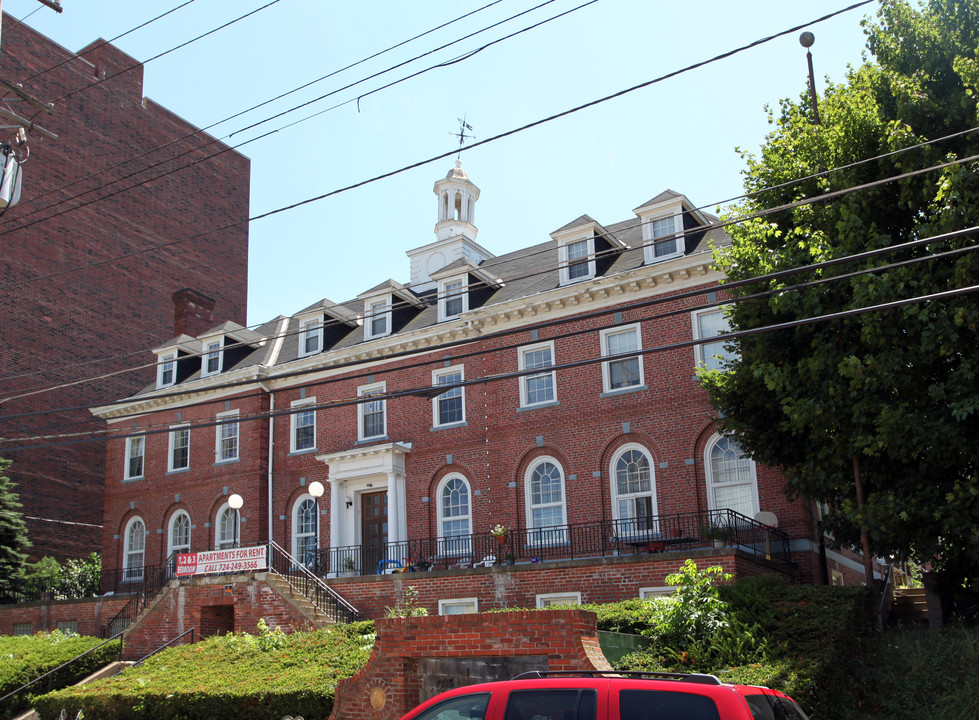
[398,671,809,720]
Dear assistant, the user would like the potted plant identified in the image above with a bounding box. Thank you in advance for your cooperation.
[490,524,509,546]
[505,553,516,566]
[701,522,731,549]
[339,556,357,576]
[413,558,433,572]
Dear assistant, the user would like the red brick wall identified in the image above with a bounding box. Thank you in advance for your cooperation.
[120,573,314,660]
[0,596,131,637]
[0,15,250,561]
[330,610,611,720]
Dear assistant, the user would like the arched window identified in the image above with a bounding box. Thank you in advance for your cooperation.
[437,475,472,557]
[216,503,240,550]
[293,495,318,569]
[705,434,759,518]
[610,445,657,535]
[525,458,567,545]
[168,511,191,558]
[123,516,146,583]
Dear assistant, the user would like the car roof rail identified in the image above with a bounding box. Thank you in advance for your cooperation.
[510,671,722,685]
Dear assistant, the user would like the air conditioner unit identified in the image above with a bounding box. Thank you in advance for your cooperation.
[0,144,23,209]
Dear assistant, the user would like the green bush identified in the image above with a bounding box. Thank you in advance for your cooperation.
[0,631,121,720]
[33,621,374,720]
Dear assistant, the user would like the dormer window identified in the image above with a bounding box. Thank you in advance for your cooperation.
[635,192,702,266]
[565,239,593,281]
[648,214,682,261]
[202,340,222,377]
[366,298,391,340]
[439,278,467,321]
[299,317,322,357]
[157,352,177,388]
[551,216,625,286]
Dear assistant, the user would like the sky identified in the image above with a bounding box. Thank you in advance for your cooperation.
[3,0,879,327]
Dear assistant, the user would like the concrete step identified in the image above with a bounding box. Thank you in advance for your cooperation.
[12,661,134,720]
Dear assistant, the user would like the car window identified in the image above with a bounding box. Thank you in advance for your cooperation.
[504,689,598,720]
[743,694,810,720]
[618,689,720,720]
[412,692,491,720]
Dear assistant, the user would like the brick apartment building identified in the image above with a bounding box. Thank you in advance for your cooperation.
[0,14,250,559]
[89,161,870,620]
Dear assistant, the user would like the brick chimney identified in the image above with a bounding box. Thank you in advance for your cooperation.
[172,288,216,338]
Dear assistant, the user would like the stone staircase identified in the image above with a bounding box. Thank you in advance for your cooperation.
[889,587,929,627]
[264,572,339,628]
[13,661,133,720]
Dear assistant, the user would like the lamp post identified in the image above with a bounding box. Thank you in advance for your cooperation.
[799,32,821,125]
[228,493,243,548]
[308,481,325,571]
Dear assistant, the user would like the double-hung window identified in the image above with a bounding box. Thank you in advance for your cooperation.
[157,352,176,388]
[433,366,465,427]
[124,435,145,480]
[215,410,239,463]
[168,425,190,472]
[366,299,390,339]
[611,446,656,535]
[693,307,734,372]
[168,511,191,558]
[648,214,682,260]
[123,517,146,583]
[290,398,316,453]
[705,434,759,518]
[437,475,472,557]
[299,317,322,357]
[519,342,556,408]
[600,324,644,393]
[566,239,591,280]
[525,458,567,545]
[202,340,222,377]
[440,279,467,321]
[358,383,386,441]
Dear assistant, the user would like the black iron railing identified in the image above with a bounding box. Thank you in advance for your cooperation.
[320,509,791,576]
[267,541,360,623]
[99,553,178,638]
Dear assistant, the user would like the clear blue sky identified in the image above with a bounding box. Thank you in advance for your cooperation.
[4,0,878,327]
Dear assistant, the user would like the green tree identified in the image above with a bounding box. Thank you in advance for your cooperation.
[701,0,979,609]
[0,455,30,596]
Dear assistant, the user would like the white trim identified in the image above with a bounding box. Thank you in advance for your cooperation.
[600,324,644,394]
[290,397,317,453]
[123,516,146,582]
[201,339,223,377]
[168,424,190,472]
[364,297,392,340]
[436,474,472,557]
[167,510,191,558]
[124,435,145,480]
[438,277,469,322]
[536,591,581,608]
[640,207,685,264]
[358,381,387,441]
[518,341,556,408]
[704,433,760,518]
[156,351,177,388]
[692,306,733,371]
[215,502,240,550]
[639,586,674,599]
[439,597,479,615]
[432,365,465,427]
[292,494,319,568]
[559,237,595,285]
[609,443,657,532]
[298,316,323,358]
[214,409,240,463]
[524,457,567,543]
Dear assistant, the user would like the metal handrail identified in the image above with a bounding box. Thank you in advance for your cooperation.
[0,631,123,706]
[267,541,360,623]
[100,552,178,638]
[133,628,196,666]
[321,509,792,576]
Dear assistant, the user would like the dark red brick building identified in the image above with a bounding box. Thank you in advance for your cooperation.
[91,160,876,619]
[0,15,250,560]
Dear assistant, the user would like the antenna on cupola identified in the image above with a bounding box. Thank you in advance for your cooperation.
[450,115,474,158]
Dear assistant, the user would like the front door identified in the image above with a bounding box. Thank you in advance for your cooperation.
[361,490,388,574]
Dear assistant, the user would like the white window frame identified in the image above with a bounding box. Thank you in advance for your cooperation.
[692,306,734,372]
[439,277,468,321]
[202,339,222,377]
[524,457,567,545]
[292,494,319,569]
[157,351,177,388]
[290,397,317,453]
[168,510,191,558]
[639,586,674,599]
[298,316,323,357]
[214,409,240,463]
[518,341,556,408]
[432,366,465,427]
[358,382,387,441]
[364,297,391,340]
[704,433,760,518]
[124,435,145,480]
[536,591,581,608]
[643,211,684,264]
[123,516,146,583]
[436,475,472,557]
[600,324,644,394]
[168,424,190,472]
[439,597,479,615]
[215,502,240,550]
[610,444,658,535]
[559,237,595,285]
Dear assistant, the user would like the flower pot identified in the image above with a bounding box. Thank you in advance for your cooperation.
[495,535,507,546]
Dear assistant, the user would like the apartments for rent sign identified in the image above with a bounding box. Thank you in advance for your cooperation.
[176,545,268,576]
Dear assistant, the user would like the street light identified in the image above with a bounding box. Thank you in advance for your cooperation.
[800,31,821,125]
[307,481,325,570]
[228,493,243,510]
[228,493,243,548]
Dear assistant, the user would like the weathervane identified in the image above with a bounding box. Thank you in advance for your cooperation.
[450,115,474,158]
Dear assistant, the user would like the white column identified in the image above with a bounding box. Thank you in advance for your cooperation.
[387,471,403,544]
[329,478,343,551]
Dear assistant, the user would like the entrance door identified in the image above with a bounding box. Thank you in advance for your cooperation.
[361,490,388,574]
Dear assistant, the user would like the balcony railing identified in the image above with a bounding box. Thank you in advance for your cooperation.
[319,508,792,576]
